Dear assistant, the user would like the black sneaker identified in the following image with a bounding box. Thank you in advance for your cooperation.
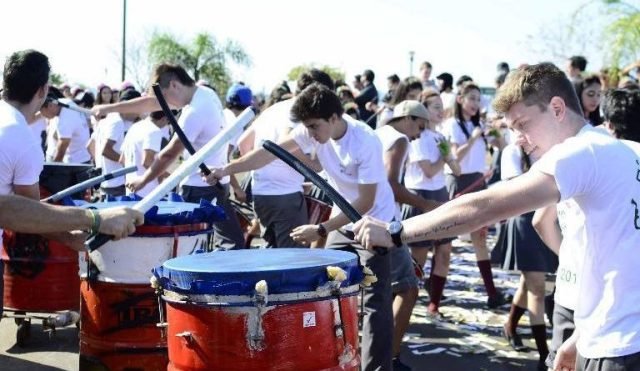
[487,292,511,309]
[392,357,412,371]
[503,324,527,352]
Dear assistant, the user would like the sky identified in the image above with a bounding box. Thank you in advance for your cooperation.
[0,0,605,94]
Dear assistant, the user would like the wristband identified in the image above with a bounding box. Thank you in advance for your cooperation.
[87,209,101,235]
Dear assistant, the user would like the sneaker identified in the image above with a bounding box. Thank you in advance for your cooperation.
[392,357,412,371]
[487,292,512,309]
[502,324,527,352]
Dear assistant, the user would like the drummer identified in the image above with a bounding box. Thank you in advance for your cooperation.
[205,83,398,370]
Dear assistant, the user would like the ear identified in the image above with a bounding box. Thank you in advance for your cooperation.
[548,96,567,122]
[37,84,48,99]
[456,95,464,105]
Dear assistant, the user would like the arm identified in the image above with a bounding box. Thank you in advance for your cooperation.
[353,170,560,249]
[13,183,40,201]
[451,130,482,163]
[237,125,255,156]
[53,138,70,162]
[101,139,121,162]
[385,140,439,211]
[218,136,302,178]
[532,204,562,255]
[131,136,184,190]
[93,96,160,117]
[142,149,157,169]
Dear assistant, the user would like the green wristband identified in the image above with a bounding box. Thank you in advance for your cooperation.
[88,209,101,235]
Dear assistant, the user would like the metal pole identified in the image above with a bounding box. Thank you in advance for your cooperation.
[121,0,127,81]
[409,51,415,77]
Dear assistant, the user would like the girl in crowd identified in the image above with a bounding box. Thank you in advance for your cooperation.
[573,75,603,126]
[403,88,460,317]
[442,82,507,309]
[377,77,423,127]
[492,142,558,371]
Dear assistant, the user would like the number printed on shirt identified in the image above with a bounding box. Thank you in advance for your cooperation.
[558,268,577,285]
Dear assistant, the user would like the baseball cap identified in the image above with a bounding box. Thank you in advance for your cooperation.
[225,83,252,107]
[391,100,429,121]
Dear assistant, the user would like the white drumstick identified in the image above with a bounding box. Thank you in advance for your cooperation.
[54,100,92,116]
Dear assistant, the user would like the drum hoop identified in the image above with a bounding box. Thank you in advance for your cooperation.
[161,284,360,306]
[133,223,211,236]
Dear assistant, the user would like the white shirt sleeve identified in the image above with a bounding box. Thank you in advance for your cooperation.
[290,124,315,154]
[447,120,469,145]
[56,109,78,139]
[143,129,163,152]
[356,133,387,184]
[500,144,524,180]
[531,140,597,201]
[178,106,204,144]
[13,144,43,186]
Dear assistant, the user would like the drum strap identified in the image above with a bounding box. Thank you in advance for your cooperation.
[171,230,180,259]
[331,289,348,353]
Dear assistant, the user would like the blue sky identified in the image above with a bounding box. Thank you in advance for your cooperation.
[0,0,603,93]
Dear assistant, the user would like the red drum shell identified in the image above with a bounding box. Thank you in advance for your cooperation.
[305,196,332,225]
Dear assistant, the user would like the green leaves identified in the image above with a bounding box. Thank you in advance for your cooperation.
[148,31,250,93]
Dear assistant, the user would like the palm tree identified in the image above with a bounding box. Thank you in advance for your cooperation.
[148,31,250,93]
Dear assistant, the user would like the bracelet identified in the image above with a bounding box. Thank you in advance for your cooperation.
[87,209,101,235]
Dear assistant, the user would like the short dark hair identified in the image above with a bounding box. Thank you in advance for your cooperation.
[436,72,453,92]
[296,68,334,93]
[2,49,50,105]
[455,75,473,88]
[602,88,640,142]
[151,63,195,88]
[420,61,432,70]
[569,56,588,72]
[290,83,344,122]
[497,62,510,73]
[387,74,400,84]
[493,62,583,116]
[362,69,375,83]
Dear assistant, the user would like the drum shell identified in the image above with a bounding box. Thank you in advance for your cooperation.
[165,295,360,371]
[305,196,332,225]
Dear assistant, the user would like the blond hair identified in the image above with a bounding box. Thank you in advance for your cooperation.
[493,63,582,115]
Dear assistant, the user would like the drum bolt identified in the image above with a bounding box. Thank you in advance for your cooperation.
[175,331,193,346]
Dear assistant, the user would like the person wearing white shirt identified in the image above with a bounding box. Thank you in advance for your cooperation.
[206,83,398,371]
[40,97,91,163]
[96,89,140,197]
[353,63,640,371]
[93,63,244,250]
[0,49,49,319]
[120,110,170,197]
[442,82,508,309]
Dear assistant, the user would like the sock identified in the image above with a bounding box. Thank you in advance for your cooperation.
[428,274,447,313]
[506,304,527,335]
[530,324,549,361]
[476,259,498,297]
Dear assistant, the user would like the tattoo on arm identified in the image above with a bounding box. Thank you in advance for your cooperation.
[406,220,464,242]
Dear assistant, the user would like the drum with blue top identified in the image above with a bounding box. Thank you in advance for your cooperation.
[78,198,220,371]
[153,248,363,371]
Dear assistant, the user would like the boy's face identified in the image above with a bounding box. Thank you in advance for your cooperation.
[505,100,563,159]
[303,114,337,144]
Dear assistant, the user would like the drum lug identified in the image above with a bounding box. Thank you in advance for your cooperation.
[175,331,193,346]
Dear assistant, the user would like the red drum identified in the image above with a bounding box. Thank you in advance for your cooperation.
[78,201,213,371]
[153,249,364,371]
[2,183,84,313]
[305,195,332,225]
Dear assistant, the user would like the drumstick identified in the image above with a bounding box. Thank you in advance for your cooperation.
[42,166,137,203]
[262,140,387,255]
[54,100,92,116]
[85,106,256,252]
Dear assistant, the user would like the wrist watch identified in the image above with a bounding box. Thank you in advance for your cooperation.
[317,223,328,238]
[386,221,404,247]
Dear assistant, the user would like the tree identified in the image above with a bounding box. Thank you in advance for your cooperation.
[148,31,250,93]
[50,72,66,87]
[287,64,345,84]
[599,0,640,68]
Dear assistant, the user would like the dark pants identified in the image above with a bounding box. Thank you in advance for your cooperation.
[546,304,576,368]
[578,352,640,371]
[326,230,393,371]
[101,185,126,198]
[181,184,245,250]
[253,192,308,248]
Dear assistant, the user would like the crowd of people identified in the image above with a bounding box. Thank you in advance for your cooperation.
[1,47,640,371]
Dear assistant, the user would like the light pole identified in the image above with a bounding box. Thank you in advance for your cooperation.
[409,51,415,77]
[121,0,127,82]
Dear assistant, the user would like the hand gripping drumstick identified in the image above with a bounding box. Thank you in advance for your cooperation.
[85,107,256,252]
[262,140,387,255]
[42,166,137,203]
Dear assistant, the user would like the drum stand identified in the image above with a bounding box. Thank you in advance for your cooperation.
[2,309,80,347]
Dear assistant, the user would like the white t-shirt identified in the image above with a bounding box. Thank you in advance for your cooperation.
[0,100,44,244]
[500,144,524,180]
[29,117,47,149]
[45,117,58,162]
[405,129,447,190]
[377,107,394,127]
[223,108,243,150]
[251,99,304,196]
[56,100,91,163]
[443,118,487,174]
[532,125,640,358]
[121,118,168,197]
[376,125,409,216]
[97,113,131,188]
[292,114,397,228]
[554,199,585,310]
[179,86,228,187]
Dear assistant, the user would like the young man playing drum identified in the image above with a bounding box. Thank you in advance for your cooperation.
[92,64,245,250]
[353,63,640,371]
[205,83,398,371]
